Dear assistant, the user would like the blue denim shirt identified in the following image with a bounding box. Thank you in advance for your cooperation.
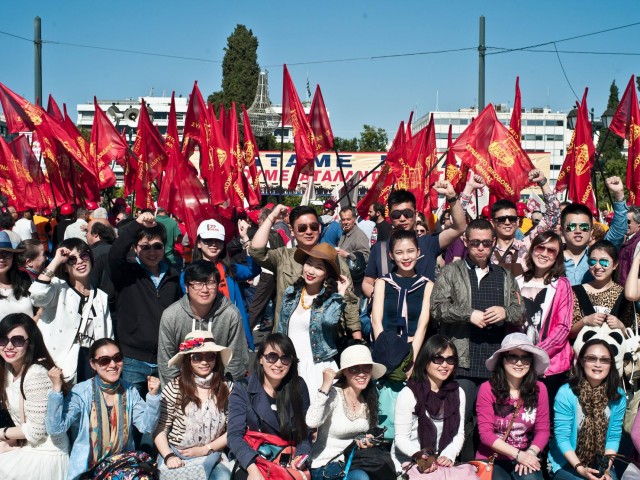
[46,379,160,480]
[278,286,345,363]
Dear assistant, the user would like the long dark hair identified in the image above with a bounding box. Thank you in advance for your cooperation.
[335,370,379,429]
[288,258,338,309]
[254,333,307,444]
[0,314,59,406]
[569,339,622,401]
[489,350,539,414]
[178,352,229,413]
[523,231,565,283]
[0,250,31,300]
[192,236,236,280]
[413,334,458,383]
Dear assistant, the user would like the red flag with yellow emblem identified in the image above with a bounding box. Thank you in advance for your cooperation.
[242,105,262,207]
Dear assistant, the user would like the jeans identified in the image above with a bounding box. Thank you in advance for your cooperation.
[553,464,619,480]
[122,356,158,452]
[493,460,545,480]
[157,446,231,480]
[311,462,370,480]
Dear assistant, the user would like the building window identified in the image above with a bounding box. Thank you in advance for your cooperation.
[524,120,544,126]
[545,120,564,127]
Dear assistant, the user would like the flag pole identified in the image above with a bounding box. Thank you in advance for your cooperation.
[335,158,384,204]
[279,127,285,203]
[334,146,352,207]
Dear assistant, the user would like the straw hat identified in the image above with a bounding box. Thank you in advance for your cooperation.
[485,333,550,376]
[293,243,340,279]
[168,330,232,367]
[336,344,386,380]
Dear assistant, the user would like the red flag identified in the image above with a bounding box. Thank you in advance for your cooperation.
[309,85,334,152]
[555,89,596,210]
[609,75,640,205]
[0,83,45,133]
[444,124,467,193]
[450,104,535,203]
[226,102,247,208]
[182,82,206,165]
[421,115,440,213]
[46,95,64,123]
[406,111,414,142]
[8,135,54,210]
[242,105,262,207]
[282,65,318,190]
[90,97,124,189]
[509,77,522,143]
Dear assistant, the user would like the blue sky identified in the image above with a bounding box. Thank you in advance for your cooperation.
[1,1,638,139]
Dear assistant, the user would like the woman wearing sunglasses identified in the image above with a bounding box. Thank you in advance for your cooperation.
[571,240,637,343]
[46,338,160,480]
[0,313,69,480]
[278,243,350,395]
[518,231,573,406]
[476,333,551,480]
[155,330,233,479]
[548,337,625,480]
[306,344,386,480]
[228,333,310,480]
[393,335,466,474]
[30,238,113,384]
[0,231,34,319]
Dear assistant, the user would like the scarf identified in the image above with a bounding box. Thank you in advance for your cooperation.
[575,380,609,466]
[88,376,129,467]
[382,273,429,340]
[215,262,230,300]
[407,378,460,453]
[195,372,214,389]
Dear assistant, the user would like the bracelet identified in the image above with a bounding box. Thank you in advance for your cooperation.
[537,178,548,187]
[164,452,177,462]
[573,462,584,471]
[42,268,55,279]
[3,426,9,440]
[206,444,214,454]
[515,450,521,462]
[446,195,459,204]
[318,388,329,396]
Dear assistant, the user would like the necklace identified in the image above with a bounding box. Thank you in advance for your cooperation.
[343,389,361,411]
[300,287,312,310]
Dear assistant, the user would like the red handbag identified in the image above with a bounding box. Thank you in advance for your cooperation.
[243,430,310,480]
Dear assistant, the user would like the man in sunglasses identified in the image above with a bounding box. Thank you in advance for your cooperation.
[249,205,362,339]
[562,176,628,285]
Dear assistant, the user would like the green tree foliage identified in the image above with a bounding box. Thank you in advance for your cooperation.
[334,137,359,152]
[208,25,260,112]
[256,134,278,151]
[358,125,388,152]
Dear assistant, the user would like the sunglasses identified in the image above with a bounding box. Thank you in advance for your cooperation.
[0,335,28,348]
[431,355,456,365]
[533,244,559,257]
[347,364,373,375]
[92,352,124,367]
[295,222,320,234]
[588,258,611,268]
[565,223,590,232]
[0,251,14,260]
[389,209,415,220]
[467,239,494,248]
[503,353,533,365]
[263,352,295,366]
[191,352,217,363]
[67,251,91,266]
[582,355,612,365]
[200,238,223,247]
[138,243,164,251]
[495,215,518,224]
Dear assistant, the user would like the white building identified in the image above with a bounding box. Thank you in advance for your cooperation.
[412,106,573,187]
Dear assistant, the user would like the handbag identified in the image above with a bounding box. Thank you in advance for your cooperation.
[624,301,640,380]
[401,462,478,480]
[241,430,310,480]
[80,451,157,479]
[158,451,220,480]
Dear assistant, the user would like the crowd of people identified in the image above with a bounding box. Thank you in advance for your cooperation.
[1,170,640,480]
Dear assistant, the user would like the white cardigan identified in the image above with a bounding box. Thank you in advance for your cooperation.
[30,278,112,383]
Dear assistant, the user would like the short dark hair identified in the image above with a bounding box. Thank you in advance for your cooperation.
[413,335,458,383]
[389,229,418,251]
[76,207,87,218]
[55,238,94,279]
[339,206,356,218]
[134,223,167,246]
[89,338,120,360]
[387,189,416,210]
[90,223,116,244]
[0,213,14,229]
[371,202,385,216]
[465,218,495,238]
[184,260,220,285]
[16,239,43,267]
[491,199,517,218]
[560,203,592,226]
[289,206,318,227]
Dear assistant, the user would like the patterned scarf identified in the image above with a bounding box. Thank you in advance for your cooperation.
[88,376,129,467]
[575,380,609,466]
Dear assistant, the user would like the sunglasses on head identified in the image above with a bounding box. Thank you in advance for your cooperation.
[67,251,91,266]
[347,364,373,375]
[92,352,124,367]
[190,352,217,363]
[431,355,456,365]
[389,209,415,220]
[0,335,28,348]
[295,222,320,234]
[565,222,590,232]
[263,352,295,366]
[495,215,518,224]
[533,244,559,257]
[467,239,494,248]
[138,243,164,251]
[503,353,533,365]
[588,258,611,268]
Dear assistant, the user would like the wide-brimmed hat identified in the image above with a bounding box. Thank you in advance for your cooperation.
[197,219,225,242]
[168,330,232,367]
[293,243,340,279]
[336,344,386,380]
[0,231,24,252]
[485,333,550,376]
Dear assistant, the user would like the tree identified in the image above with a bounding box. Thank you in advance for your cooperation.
[208,25,260,112]
[358,125,388,152]
[334,136,359,152]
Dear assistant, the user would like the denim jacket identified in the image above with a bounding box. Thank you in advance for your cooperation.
[46,379,160,480]
[278,286,345,363]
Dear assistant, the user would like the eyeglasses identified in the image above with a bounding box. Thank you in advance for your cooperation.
[467,239,494,248]
[533,245,559,257]
[295,222,320,234]
[191,352,217,363]
[347,364,373,375]
[582,355,612,365]
[565,223,590,232]
[495,215,518,224]
[188,280,217,291]
[67,252,91,266]
[588,258,611,268]
[0,251,14,260]
[389,209,415,220]
[263,352,295,366]
[200,238,223,247]
[431,355,456,365]
[0,335,28,348]
[138,242,164,251]
[503,353,533,365]
[92,352,124,367]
